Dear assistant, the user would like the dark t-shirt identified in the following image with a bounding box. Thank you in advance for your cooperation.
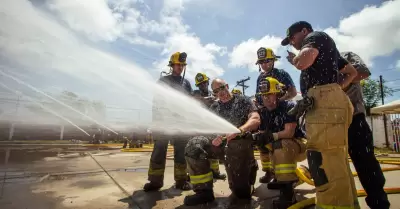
[210,95,258,128]
[256,68,295,104]
[193,89,215,108]
[158,75,193,95]
[259,101,305,138]
[299,31,349,95]
[153,75,192,121]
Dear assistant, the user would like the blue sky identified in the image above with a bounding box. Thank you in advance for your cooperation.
[1,0,400,125]
[104,0,400,100]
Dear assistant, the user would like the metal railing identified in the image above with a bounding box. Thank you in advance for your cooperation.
[389,114,400,152]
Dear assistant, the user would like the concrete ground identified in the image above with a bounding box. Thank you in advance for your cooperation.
[0,146,399,209]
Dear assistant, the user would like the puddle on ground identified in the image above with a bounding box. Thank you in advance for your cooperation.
[0,146,110,165]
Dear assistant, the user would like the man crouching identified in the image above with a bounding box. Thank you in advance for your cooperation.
[183,78,260,206]
[255,77,307,208]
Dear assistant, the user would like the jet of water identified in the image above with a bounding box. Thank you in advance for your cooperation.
[0,82,90,136]
[0,0,240,135]
[0,69,118,135]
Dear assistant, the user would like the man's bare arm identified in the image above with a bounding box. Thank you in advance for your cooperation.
[276,123,297,139]
[292,47,319,70]
[352,71,370,83]
[339,64,358,89]
[279,86,297,101]
[239,112,261,132]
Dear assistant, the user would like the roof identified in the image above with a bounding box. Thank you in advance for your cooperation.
[370,99,400,114]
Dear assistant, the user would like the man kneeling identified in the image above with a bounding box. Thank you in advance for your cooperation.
[183,78,260,206]
[256,77,307,208]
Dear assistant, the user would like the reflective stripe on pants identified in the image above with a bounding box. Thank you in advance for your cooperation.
[148,135,188,183]
[209,159,220,173]
[274,164,296,175]
[190,171,213,185]
[260,151,273,172]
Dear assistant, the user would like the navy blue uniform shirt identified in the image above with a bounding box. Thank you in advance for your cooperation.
[259,100,305,139]
[255,68,295,105]
[158,75,193,95]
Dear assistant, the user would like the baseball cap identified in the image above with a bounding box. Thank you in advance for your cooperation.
[281,21,313,46]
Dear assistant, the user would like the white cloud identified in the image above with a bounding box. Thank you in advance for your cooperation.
[397,60,400,69]
[45,0,122,42]
[230,0,400,69]
[41,0,162,47]
[36,0,228,81]
[150,0,228,83]
[228,35,284,71]
[324,0,400,66]
[154,34,227,82]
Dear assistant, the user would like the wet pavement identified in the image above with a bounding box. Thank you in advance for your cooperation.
[0,146,399,209]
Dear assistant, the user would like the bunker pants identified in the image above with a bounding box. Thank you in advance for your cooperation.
[185,136,258,198]
[305,83,359,209]
[147,134,189,184]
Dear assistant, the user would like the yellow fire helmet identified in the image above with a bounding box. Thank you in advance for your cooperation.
[195,73,209,86]
[258,77,285,95]
[168,52,187,66]
[255,47,280,65]
[231,88,242,95]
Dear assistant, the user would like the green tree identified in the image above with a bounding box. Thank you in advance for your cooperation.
[361,78,394,115]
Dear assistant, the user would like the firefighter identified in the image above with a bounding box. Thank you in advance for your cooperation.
[340,51,389,209]
[143,52,193,192]
[231,88,242,95]
[183,78,260,206]
[254,77,307,208]
[192,72,226,180]
[281,21,359,208]
[92,128,103,144]
[254,47,298,184]
[254,47,297,106]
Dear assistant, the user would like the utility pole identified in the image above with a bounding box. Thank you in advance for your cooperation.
[379,75,385,105]
[236,76,250,95]
[379,75,389,148]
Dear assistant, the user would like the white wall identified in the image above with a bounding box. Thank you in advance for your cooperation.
[366,115,393,149]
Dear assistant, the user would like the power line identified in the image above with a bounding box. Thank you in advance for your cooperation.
[235,76,251,95]
[386,78,400,82]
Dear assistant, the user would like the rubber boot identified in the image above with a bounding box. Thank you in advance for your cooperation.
[175,181,192,191]
[259,171,275,184]
[184,189,215,206]
[213,171,227,180]
[122,140,127,148]
[271,182,297,209]
[143,181,163,192]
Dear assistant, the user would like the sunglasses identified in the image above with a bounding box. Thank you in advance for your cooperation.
[258,59,274,64]
[212,84,227,94]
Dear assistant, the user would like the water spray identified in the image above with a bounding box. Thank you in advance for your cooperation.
[0,82,90,136]
[0,69,117,135]
[0,1,240,135]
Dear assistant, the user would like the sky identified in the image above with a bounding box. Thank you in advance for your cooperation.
[0,0,400,125]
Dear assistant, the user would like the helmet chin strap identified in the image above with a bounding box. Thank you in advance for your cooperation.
[180,66,186,85]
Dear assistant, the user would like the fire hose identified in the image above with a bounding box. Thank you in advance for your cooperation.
[289,159,400,209]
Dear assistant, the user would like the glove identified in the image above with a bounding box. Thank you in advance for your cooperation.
[185,136,209,160]
[288,96,315,120]
[253,130,275,150]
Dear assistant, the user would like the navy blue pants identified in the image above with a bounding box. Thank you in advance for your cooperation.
[348,113,390,209]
